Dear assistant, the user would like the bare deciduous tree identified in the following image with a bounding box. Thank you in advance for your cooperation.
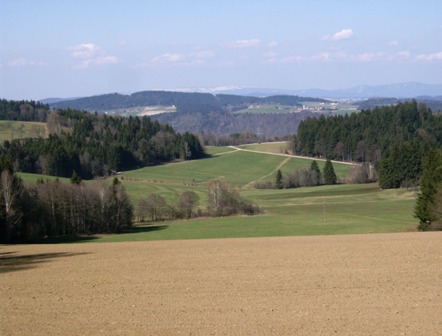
[178,191,199,219]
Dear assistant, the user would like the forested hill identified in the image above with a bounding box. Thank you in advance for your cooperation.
[0,105,205,179]
[49,90,327,112]
[356,97,442,112]
[295,101,442,162]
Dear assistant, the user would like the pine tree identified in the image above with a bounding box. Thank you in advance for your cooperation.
[310,160,322,185]
[275,169,283,189]
[323,159,337,185]
[70,171,82,185]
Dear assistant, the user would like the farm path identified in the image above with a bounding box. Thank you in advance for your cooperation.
[229,143,360,166]
[242,156,291,189]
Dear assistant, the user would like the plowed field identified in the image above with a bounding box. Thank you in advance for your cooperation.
[1,232,442,335]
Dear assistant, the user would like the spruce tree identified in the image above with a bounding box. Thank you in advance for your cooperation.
[310,160,322,185]
[275,169,283,189]
[323,159,337,185]
[70,171,82,185]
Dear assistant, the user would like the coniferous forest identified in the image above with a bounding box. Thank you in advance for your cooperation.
[294,101,442,187]
[0,101,205,179]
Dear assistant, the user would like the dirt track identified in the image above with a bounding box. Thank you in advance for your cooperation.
[1,232,442,335]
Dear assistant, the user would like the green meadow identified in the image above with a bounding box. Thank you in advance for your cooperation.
[19,143,418,242]
[0,120,46,142]
[96,183,416,243]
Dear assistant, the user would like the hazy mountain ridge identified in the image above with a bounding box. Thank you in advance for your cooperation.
[43,82,442,105]
[216,82,442,99]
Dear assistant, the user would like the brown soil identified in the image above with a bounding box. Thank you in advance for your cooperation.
[1,232,442,335]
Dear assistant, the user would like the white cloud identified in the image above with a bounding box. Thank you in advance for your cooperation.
[68,42,122,69]
[267,41,278,48]
[322,28,354,41]
[74,56,121,69]
[415,51,442,61]
[264,51,279,58]
[353,52,385,62]
[152,53,185,63]
[263,50,411,64]
[68,43,100,58]
[229,39,261,48]
[150,50,215,66]
[396,51,410,58]
[310,52,333,61]
[388,40,399,46]
[7,58,46,67]
[279,55,307,64]
[189,50,215,59]
[263,51,280,64]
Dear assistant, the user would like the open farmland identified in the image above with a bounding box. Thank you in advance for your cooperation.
[93,144,416,242]
[103,105,176,117]
[234,104,300,114]
[17,143,417,242]
[118,144,353,206]
[1,232,441,335]
[233,102,360,115]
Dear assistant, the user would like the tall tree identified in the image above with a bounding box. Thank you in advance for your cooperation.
[310,160,322,186]
[323,159,337,185]
[177,191,200,219]
[275,169,283,189]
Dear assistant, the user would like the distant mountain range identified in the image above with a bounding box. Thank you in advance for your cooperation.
[211,82,442,99]
[40,82,442,105]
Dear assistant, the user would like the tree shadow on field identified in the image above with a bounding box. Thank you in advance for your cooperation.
[29,235,99,244]
[0,251,90,274]
[121,224,168,234]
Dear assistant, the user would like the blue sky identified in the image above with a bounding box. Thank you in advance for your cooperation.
[1,0,442,100]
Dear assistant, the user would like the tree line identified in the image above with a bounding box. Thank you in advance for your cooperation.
[135,180,262,223]
[0,162,133,243]
[0,104,205,179]
[256,159,369,190]
[0,99,48,122]
[294,101,440,162]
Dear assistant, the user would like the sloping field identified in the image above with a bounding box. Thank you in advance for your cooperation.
[120,145,352,205]
[18,147,416,241]
[1,232,441,335]
[0,120,47,141]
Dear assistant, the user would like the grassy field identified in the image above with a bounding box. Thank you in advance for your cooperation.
[18,172,71,184]
[233,102,360,115]
[300,101,360,115]
[234,104,297,114]
[235,142,352,182]
[238,142,290,154]
[103,105,176,117]
[110,147,416,241]
[18,143,417,242]
[96,183,416,242]
[0,120,46,141]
